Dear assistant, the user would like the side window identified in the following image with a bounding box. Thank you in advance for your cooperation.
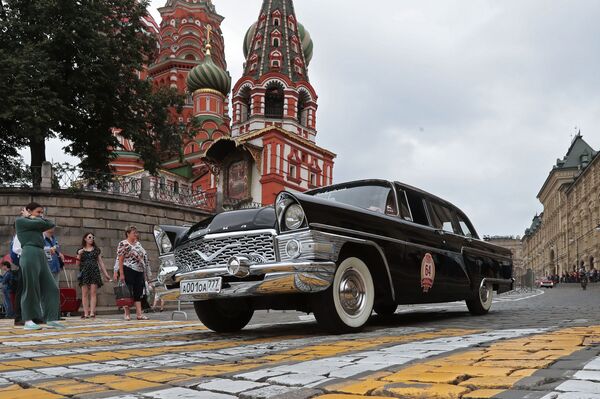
[384,189,398,216]
[429,201,456,233]
[457,214,475,238]
[395,186,413,221]
[404,190,429,226]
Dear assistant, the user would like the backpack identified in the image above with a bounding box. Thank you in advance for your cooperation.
[9,238,20,266]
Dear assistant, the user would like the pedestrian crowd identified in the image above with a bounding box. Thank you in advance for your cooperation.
[1,202,159,329]
[559,268,599,283]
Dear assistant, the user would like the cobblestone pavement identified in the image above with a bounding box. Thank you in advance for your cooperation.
[1,284,600,399]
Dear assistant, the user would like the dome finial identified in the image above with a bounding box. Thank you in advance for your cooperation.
[205,25,213,56]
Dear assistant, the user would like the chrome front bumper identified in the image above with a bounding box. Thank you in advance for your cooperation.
[156,260,336,302]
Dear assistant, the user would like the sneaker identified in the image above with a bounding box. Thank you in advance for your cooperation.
[46,321,66,329]
[24,321,42,330]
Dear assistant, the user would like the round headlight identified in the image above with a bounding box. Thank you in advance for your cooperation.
[160,234,172,253]
[284,204,305,230]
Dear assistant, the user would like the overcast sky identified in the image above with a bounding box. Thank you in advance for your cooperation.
[38,0,600,237]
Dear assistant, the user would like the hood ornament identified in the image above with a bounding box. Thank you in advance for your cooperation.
[193,243,240,262]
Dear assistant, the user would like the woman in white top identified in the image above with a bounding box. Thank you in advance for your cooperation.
[113,226,152,321]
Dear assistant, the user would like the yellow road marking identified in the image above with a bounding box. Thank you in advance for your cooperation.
[319,326,600,398]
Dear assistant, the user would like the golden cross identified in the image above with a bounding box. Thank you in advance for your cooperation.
[206,25,212,45]
[205,25,213,55]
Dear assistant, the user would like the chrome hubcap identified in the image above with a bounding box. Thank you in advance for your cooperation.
[338,268,366,316]
[479,284,490,303]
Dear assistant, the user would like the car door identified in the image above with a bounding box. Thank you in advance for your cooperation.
[426,200,471,298]
[392,186,464,303]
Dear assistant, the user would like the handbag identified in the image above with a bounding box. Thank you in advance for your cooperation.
[114,282,135,308]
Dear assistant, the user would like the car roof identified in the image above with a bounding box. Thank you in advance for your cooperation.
[307,178,464,214]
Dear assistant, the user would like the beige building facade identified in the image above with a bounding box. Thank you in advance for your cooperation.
[522,134,600,278]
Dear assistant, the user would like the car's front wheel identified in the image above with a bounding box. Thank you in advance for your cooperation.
[466,279,493,315]
[194,298,254,333]
[312,257,375,333]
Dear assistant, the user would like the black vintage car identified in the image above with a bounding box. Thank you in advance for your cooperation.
[154,179,513,333]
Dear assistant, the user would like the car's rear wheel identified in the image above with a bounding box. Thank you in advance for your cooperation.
[193,298,254,333]
[466,279,493,315]
[312,257,375,333]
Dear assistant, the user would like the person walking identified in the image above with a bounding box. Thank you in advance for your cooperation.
[113,226,152,321]
[1,261,15,318]
[43,228,65,284]
[16,203,63,330]
[77,233,111,319]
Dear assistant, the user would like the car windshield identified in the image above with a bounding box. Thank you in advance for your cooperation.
[312,184,394,215]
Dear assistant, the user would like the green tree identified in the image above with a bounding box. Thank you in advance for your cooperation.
[0,0,184,180]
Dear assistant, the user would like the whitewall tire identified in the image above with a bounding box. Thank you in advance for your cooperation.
[312,257,375,332]
[466,280,493,315]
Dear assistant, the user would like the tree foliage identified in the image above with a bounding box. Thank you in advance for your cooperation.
[0,0,184,179]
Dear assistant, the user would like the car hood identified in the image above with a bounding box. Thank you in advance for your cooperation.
[180,207,276,245]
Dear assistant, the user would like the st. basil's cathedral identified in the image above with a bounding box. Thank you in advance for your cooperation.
[110,0,335,211]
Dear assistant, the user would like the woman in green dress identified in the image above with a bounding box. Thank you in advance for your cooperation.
[16,202,64,330]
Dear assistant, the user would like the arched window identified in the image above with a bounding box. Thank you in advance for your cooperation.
[239,86,252,122]
[265,81,284,119]
[173,181,179,194]
[273,18,280,26]
[297,90,310,126]
[273,37,280,47]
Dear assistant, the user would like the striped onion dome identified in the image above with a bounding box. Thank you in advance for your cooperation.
[186,51,232,96]
[243,22,313,65]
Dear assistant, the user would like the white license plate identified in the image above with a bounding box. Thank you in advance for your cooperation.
[180,277,222,295]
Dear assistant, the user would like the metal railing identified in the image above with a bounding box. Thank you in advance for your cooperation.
[151,180,216,211]
[52,166,142,197]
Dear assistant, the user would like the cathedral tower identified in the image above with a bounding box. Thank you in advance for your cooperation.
[205,0,334,206]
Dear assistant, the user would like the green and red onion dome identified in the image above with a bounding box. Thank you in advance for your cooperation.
[186,52,232,96]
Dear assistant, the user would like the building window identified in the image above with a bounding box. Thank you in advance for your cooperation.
[271,60,280,68]
[297,91,310,126]
[309,172,316,186]
[273,37,280,47]
[173,181,179,194]
[273,18,280,26]
[265,81,284,118]
[289,164,296,178]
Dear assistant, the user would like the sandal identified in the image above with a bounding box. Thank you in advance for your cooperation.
[81,315,89,319]
[136,315,149,320]
[124,315,131,321]
[89,314,96,319]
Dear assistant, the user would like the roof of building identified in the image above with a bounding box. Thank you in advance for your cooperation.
[554,133,597,170]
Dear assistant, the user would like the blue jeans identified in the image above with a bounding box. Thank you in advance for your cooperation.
[3,288,13,318]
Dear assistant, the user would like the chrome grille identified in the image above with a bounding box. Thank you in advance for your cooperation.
[175,231,277,273]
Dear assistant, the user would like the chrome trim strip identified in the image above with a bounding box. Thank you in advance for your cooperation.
[202,229,277,240]
[174,260,336,282]
[308,223,396,301]
[311,222,452,256]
